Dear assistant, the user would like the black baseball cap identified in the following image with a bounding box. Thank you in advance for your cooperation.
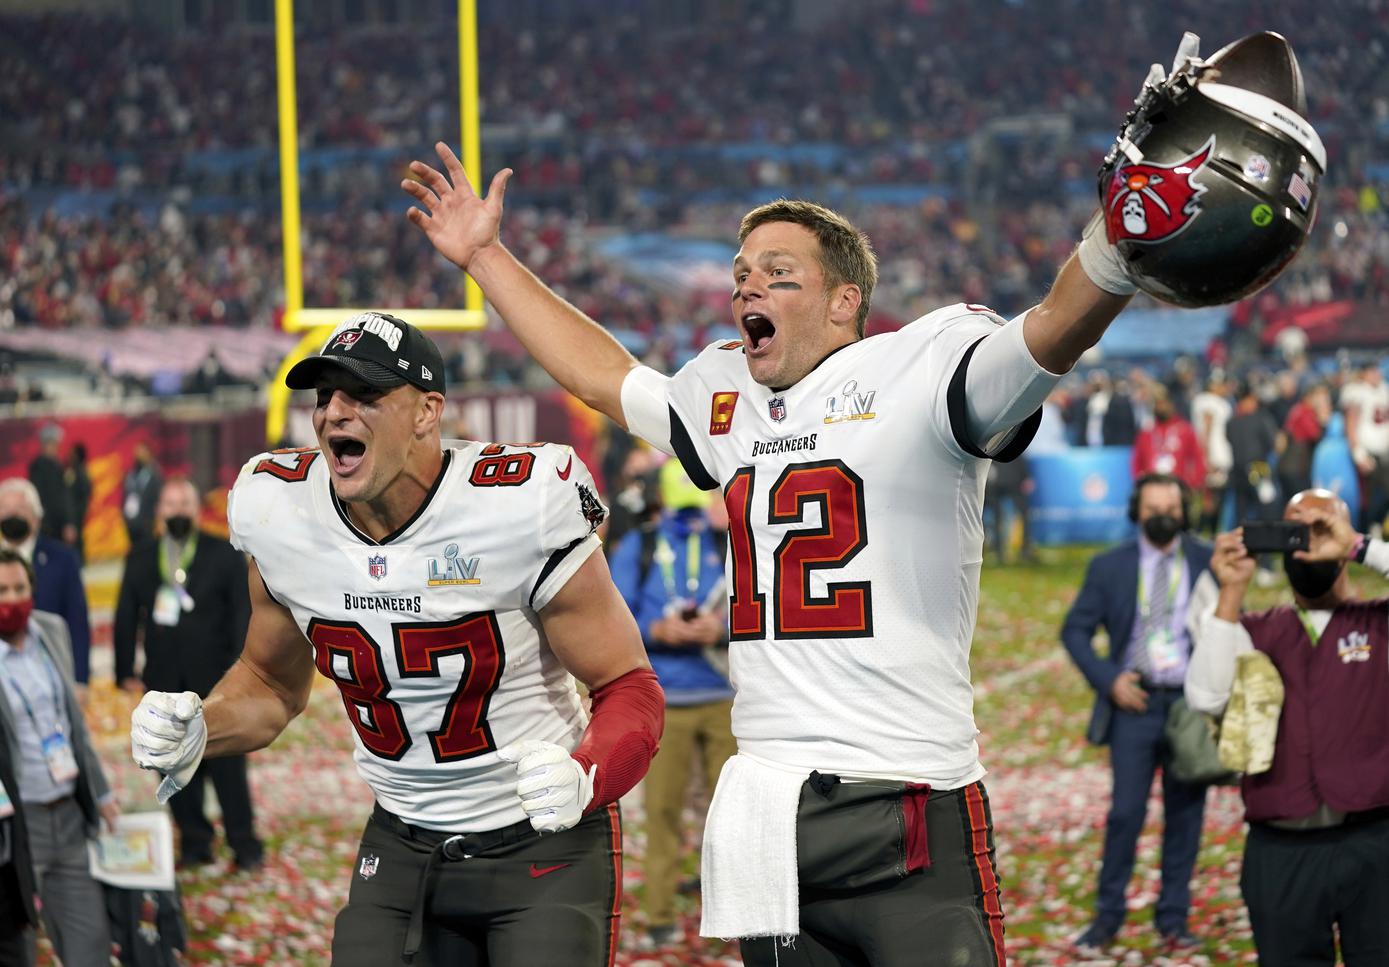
[285,312,446,396]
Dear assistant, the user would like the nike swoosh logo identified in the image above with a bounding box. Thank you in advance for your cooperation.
[556,455,573,480]
[529,862,571,878]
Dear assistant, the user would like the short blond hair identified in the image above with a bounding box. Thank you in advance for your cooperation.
[738,200,877,338]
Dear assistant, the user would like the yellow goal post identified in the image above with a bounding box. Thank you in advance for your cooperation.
[267,0,485,444]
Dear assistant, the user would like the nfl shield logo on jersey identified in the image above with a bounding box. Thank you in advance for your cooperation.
[359,854,379,880]
[367,554,387,581]
[768,395,787,422]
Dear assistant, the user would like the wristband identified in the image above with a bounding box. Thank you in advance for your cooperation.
[1076,212,1138,296]
[1351,532,1370,564]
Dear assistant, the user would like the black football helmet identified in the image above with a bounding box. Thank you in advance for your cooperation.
[1097,32,1325,307]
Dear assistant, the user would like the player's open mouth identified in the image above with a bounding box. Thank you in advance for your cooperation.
[328,438,367,475]
[742,313,776,354]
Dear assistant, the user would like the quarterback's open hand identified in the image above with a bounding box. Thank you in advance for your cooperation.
[131,690,208,805]
[497,739,595,834]
[402,142,512,273]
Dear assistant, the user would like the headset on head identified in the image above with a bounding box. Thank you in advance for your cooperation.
[1127,472,1191,529]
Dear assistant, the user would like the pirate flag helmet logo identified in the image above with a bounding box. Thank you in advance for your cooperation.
[1104,138,1213,245]
[1094,31,1325,307]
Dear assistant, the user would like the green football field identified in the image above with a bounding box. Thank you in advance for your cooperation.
[74,546,1377,966]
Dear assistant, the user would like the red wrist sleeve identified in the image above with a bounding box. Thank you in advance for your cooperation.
[572,666,664,812]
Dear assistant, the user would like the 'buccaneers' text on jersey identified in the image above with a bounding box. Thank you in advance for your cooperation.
[227,440,606,831]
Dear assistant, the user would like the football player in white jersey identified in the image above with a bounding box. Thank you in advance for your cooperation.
[130,312,664,966]
[401,66,1176,967]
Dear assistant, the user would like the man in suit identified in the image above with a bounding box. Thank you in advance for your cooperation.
[114,478,263,872]
[0,479,93,686]
[26,424,75,547]
[1061,472,1214,953]
[0,547,119,966]
[121,443,162,550]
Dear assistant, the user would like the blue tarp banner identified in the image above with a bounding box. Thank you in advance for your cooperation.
[1029,447,1135,546]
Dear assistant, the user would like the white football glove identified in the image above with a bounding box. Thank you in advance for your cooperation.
[131,691,208,805]
[497,739,596,834]
[1081,32,1203,296]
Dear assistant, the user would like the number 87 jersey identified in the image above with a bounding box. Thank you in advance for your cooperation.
[662,306,1040,788]
[227,440,607,832]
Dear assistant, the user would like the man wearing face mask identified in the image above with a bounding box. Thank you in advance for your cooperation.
[113,478,263,872]
[1062,472,1214,953]
[0,547,119,966]
[1187,490,1389,966]
[0,480,92,687]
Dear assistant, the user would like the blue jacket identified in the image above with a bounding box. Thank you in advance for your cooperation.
[1060,534,1213,745]
[32,536,92,684]
[609,509,731,706]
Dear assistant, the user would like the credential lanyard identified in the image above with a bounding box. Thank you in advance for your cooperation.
[0,643,66,737]
[656,533,702,600]
[1295,607,1323,647]
[1137,547,1183,622]
[159,533,197,588]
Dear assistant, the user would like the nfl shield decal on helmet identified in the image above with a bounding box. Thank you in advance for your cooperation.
[359,854,379,879]
[1104,137,1214,245]
[768,395,787,423]
[367,554,387,581]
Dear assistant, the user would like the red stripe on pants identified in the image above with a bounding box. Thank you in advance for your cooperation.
[903,782,932,873]
[964,783,1007,967]
[605,803,623,967]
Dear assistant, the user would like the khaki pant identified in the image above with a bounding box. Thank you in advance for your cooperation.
[642,700,736,928]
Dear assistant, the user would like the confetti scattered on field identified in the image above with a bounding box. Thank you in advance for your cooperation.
[62,547,1378,965]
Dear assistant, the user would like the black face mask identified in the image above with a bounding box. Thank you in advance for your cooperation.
[164,516,194,541]
[1141,513,1182,547]
[1283,553,1342,600]
[0,516,31,542]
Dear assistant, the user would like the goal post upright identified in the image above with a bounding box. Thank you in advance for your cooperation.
[267,0,485,445]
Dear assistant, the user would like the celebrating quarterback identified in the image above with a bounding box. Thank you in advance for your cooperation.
[130,311,663,965]
[403,27,1323,966]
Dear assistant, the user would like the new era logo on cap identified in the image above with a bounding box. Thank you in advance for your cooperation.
[285,311,447,396]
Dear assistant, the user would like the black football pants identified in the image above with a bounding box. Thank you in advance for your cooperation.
[332,803,622,967]
[740,778,1006,967]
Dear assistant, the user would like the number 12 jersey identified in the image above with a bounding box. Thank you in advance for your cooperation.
[663,305,1041,787]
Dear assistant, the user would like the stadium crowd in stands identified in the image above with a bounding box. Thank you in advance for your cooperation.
[0,1,1386,390]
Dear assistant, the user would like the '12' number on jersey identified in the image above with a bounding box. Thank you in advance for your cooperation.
[725,459,873,640]
[307,613,504,762]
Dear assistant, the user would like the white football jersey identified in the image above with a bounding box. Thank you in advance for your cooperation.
[1343,379,1389,457]
[228,440,607,831]
[665,304,1039,787]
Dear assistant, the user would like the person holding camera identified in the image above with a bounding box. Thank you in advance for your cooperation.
[608,459,732,951]
[1061,472,1214,953]
[1188,489,1389,966]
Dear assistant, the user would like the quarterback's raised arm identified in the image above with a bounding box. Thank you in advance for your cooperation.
[956,252,1131,454]
[1022,242,1134,375]
[403,143,641,426]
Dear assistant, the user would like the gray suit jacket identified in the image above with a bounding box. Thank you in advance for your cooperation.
[0,609,112,837]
